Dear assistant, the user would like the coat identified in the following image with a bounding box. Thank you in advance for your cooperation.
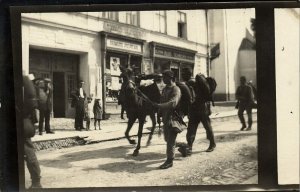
[93,101,102,120]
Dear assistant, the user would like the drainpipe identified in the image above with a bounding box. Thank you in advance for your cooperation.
[224,10,230,101]
[205,9,211,77]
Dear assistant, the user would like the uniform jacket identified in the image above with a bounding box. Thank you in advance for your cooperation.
[158,83,182,128]
[236,84,254,104]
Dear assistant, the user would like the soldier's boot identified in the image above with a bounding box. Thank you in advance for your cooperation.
[206,134,216,152]
[240,123,247,131]
[159,158,173,169]
[246,118,252,131]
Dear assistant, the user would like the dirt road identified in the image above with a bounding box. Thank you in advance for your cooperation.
[25,117,257,188]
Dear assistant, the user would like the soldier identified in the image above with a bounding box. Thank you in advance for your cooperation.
[154,70,182,169]
[178,68,216,157]
[236,76,254,131]
[23,74,42,188]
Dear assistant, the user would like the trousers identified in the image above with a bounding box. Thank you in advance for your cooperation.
[75,98,85,129]
[24,138,41,182]
[238,102,253,128]
[163,124,178,159]
[186,103,215,150]
[39,108,51,133]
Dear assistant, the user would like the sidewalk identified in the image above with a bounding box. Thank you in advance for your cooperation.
[31,104,257,151]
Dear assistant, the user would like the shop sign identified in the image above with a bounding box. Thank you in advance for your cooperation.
[104,22,145,39]
[155,47,195,62]
[107,38,142,53]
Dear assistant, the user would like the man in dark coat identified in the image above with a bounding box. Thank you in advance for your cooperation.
[236,76,254,131]
[178,68,216,157]
[37,78,54,135]
[23,75,42,188]
[74,80,86,130]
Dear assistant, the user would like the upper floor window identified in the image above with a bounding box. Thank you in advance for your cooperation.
[125,11,139,26]
[177,11,187,39]
[154,11,166,33]
[102,12,119,21]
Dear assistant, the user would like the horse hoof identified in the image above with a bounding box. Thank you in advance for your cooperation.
[129,140,136,144]
[132,150,139,156]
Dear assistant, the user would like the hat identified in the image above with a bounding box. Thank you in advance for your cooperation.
[162,70,174,78]
[79,80,84,84]
[44,78,51,82]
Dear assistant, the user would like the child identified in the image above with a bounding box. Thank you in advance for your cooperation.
[84,96,93,131]
[93,98,102,130]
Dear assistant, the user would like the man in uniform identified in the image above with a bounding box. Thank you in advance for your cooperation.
[178,68,216,157]
[154,70,182,169]
[74,80,86,131]
[236,76,254,131]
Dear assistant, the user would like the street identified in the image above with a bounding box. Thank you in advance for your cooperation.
[25,115,257,188]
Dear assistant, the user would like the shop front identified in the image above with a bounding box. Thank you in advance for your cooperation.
[100,32,145,117]
[29,48,79,118]
[150,42,196,81]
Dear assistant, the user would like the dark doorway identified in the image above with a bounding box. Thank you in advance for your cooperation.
[53,72,65,117]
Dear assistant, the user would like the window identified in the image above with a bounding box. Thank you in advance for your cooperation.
[177,11,187,38]
[125,11,139,26]
[102,12,119,21]
[154,11,166,33]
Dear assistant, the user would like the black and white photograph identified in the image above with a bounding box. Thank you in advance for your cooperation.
[4,2,298,191]
[19,8,259,189]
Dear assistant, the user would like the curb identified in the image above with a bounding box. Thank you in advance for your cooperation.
[33,112,257,151]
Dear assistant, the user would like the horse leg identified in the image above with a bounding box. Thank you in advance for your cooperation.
[125,116,137,145]
[146,112,156,146]
[133,116,145,156]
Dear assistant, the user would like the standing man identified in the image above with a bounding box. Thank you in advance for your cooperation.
[74,80,86,131]
[23,74,42,188]
[178,68,216,157]
[236,76,254,131]
[37,78,54,135]
[154,70,182,169]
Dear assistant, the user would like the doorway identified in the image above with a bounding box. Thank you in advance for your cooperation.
[53,72,66,117]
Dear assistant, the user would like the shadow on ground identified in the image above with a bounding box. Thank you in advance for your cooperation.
[40,143,165,171]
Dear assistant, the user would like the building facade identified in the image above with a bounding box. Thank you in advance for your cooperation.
[207,9,256,101]
[21,9,255,118]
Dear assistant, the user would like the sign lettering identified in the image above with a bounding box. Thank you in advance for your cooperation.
[107,38,142,53]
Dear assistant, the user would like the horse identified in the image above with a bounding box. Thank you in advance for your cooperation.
[122,74,162,156]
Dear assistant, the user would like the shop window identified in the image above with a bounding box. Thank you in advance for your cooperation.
[154,59,170,74]
[125,11,139,26]
[102,12,119,21]
[154,11,166,33]
[178,11,187,39]
[67,74,76,99]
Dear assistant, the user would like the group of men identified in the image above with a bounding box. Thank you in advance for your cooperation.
[153,69,216,169]
[119,67,255,170]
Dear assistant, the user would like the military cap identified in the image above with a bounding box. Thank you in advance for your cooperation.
[162,70,174,78]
